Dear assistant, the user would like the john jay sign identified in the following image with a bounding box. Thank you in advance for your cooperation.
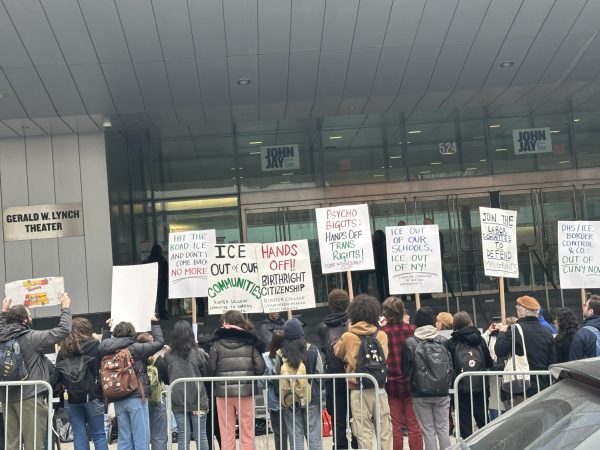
[260,144,300,171]
[3,202,84,241]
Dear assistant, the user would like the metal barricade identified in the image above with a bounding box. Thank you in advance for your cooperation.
[452,370,555,440]
[0,380,54,450]
[166,373,384,450]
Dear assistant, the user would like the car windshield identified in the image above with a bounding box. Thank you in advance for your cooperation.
[454,378,600,450]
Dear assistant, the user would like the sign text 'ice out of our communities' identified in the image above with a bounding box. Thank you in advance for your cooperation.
[257,239,316,313]
[207,243,263,315]
[168,230,216,299]
[386,225,443,294]
[513,127,552,155]
[480,207,519,278]
[261,144,300,171]
[2,203,84,241]
[558,221,600,289]
[316,203,375,274]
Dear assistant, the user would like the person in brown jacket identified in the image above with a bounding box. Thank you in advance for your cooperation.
[334,294,393,450]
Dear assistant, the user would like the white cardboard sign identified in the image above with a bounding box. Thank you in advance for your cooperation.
[207,243,263,315]
[5,276,65,308]
[316,203,375,274]
[386,225,443,294]
[111,263,158,332]
[480,207,519,278]
[168,230,216,298]
[558,221,600,289]
[257,239,316,313]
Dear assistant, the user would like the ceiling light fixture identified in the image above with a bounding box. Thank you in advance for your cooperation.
[573,118,581,122]
[550,130,560,133]
[489,124,501,128]
[558,160,571,164]
[430,162,442,165]
[408,130,422,134]
[472,136,484,140]
[480,159,487,162]
[419,170,431,174]
[249,141,262,145]
[373,174,385,177]
[406,141,412,144]
[280,180,291,184]
[282,172,294,176]
[495,148,508,152]
[500,61,514,68]
[466,167,477,170]
[390,155,402,159]
[249,151,261,155]
[237,78,251,86]
[329,136,342,140]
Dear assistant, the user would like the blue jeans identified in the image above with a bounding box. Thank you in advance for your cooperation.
[113,396,149,450]
[281,403,322,450]
[173,411,209,450]
[64,399,109,450]
[149,401,168,450]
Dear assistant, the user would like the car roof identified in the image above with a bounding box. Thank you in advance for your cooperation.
[550,357,600,387]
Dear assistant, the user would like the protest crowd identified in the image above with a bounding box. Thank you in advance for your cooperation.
[1,286,599,450]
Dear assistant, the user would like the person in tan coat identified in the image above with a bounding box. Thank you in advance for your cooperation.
[334,294,393,450]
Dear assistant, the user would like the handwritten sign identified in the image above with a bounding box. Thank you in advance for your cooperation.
[5,277,65,308]
[316,203,375,274]
[111,264,158,332]
[386,225,443,294]
[168,230,216,298]
[207,243,263,315]
[558,221,600,289]
[257,240,316,313]
[480,207,518,278]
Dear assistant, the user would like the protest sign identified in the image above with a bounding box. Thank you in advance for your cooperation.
[168,230,216,298]
[111,263,158,332]
[5,276,64,308]
[207,243,263,315]
[386,225,443,294]
[316,203,375,274]
[257,239,316,313]
[558,221,600,289]
[480,207,519,278]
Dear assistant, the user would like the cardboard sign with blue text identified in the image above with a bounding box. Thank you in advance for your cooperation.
[480,207,518,278]
[386,225,443,294]
[316,203,375,274]
[256,239,316,313]
[168,230,216,298]
[558,221,600,289]
[207,243,263,315]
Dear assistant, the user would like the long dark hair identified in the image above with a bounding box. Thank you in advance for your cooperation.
[170,320,197,359]
[62,318,94,356]
[281,338,307,370]
[553,308,578,342]
[269,330,285,359]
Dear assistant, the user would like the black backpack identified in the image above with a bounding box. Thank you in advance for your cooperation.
[354,331,387,388]
[324,322,347,374]
[411,338,453,396]
[55,355,97,404]
[454,342,485,394]
[0,336,28,382]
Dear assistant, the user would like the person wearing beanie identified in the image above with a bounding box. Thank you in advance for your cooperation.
[436,312,453,331]
[401,306,453,450]
[275,318,323,450]
[495,295,555,400]
[334,294,393,450]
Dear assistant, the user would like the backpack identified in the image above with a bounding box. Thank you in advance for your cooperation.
[278,346,312,408]
[147,355,164,405]
[100,348,141,400]
[324,322,347,373]
[583,326,600,356]
[0,337,28,382]
[411,338,453,396]
[453,342,485,393]
[354,331,387,388]
[55,355,97,403]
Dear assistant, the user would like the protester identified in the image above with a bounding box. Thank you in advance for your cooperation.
[276,318,323,450]
[165,320,210,450]
[446,311,493,439]
[259,312,285,346]
[262,330,289,450]
[538,307,557,334]
[208,310,266,450]
[382,296,423,450]
[316,288,355,450]
[0,295,72,450]
[55,317,108,450]
[552,308,578,363]
[569,295,600,361]
[402,306,452,450]
[435,312,453,331]
[98,316,164,449]
[334,294,393,450]
[373,230,389,302]
[143,244,169,320]
[495,296,555,397]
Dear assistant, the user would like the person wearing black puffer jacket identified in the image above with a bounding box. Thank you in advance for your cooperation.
[446,312,493,440]
[208,310,266,450]
[98,316,164,450]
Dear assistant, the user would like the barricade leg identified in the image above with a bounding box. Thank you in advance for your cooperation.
[5,393,48,450]
[349,388,389,450]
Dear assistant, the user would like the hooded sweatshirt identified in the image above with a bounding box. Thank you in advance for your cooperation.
[316,311,349,373]
[56,338,103,402]
[333,321,388,389]
[0,307,72,401]
[164,347,209,412]
[446,326,494,376]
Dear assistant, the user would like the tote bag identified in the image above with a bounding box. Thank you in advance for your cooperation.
[502,323,531,394]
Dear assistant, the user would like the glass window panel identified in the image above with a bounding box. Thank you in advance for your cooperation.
[583,186,600,220]
[573,112,600,168]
